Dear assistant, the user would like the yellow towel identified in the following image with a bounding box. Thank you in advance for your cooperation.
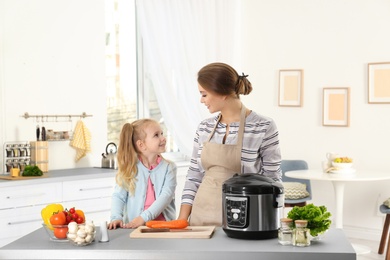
[70,120,91,162]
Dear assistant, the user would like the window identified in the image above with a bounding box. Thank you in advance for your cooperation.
[105,0,179,152]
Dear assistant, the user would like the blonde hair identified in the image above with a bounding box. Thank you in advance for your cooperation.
[116,119,157,195]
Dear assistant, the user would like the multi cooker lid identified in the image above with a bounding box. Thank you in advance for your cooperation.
[222,173,284,195]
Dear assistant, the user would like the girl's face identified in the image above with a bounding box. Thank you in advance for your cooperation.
[198,84,225,114]
[140,122,166,155]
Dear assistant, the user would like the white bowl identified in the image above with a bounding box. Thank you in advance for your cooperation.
[332,162,353,169]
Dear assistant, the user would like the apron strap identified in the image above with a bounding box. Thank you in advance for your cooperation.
[236,104,246,147]
[206,114,222,142]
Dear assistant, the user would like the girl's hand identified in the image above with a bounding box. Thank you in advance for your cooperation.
[108,219,124,230]
[124,216,145,228]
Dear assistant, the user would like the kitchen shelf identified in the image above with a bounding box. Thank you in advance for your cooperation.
[21,112,92,120]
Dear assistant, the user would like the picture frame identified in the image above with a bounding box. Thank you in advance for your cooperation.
[278,69,304,107]
[368,62,390,104]
[322,87,350,127]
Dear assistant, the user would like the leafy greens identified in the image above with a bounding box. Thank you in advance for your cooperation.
[287,203,332,237]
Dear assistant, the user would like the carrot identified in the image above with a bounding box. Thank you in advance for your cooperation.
[145,220,162,228]
[145,220,189,229]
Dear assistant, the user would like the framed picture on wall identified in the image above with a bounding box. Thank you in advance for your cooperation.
[322,87,350,127]
[278,69,304,107]
[368,62,390,103]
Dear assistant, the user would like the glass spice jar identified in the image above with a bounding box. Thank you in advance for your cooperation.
[278,218,293,245]
[293,220,311,247]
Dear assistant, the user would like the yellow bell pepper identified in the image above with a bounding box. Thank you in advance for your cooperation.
[41,203,64,230]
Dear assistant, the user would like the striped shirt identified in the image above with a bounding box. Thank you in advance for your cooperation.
[181,111,282,206]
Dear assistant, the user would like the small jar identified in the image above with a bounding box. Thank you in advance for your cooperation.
[293,220,311,247]
[13,144,20,157]
[278,218,293,245]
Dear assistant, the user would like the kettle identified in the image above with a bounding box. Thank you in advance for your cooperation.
[101,142,118,169]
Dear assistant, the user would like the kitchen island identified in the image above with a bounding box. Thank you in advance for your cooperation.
[0,227,356,260]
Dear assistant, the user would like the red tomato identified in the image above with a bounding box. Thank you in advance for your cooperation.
[75,210,85,223]
[76,216,84,224]
[69,207,76,214]
[53,227,68,239]
[50,211,66,225]
[66,215,72,224]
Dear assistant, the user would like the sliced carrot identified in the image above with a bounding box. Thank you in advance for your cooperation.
[145,220,189,229]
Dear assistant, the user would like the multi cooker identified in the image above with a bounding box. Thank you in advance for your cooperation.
[222,173,284,240]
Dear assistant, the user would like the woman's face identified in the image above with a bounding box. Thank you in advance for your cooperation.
[198,84,225,114]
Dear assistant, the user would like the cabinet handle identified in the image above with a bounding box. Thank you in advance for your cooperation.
[79,186,113,192]
[8,218,41,225]
[6,193,46,199]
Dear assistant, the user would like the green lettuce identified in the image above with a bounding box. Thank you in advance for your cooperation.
[287,203,332,237]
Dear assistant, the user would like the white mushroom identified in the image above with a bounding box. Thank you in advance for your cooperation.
[67,233,77,241]
[74,236,85,244]
[85,224,95,234]
[68,222,78,234]
[85,234,93,243]
[77,229,87,238]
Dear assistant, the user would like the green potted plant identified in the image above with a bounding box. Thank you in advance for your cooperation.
[287,203,332,239]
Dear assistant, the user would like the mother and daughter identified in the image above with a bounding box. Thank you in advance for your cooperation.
[108,62,281,229]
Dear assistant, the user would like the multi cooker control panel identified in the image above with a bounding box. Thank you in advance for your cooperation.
[225,196,248,228]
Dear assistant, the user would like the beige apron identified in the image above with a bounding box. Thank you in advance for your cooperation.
[190,105,246,226]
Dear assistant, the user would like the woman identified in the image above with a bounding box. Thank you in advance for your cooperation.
[177,62,282,226]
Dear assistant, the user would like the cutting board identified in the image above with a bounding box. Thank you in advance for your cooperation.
[0,174,47,180]
[130,226,216,239]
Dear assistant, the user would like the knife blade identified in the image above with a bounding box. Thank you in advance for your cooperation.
[36,125,40,141]
[140,228,194,233]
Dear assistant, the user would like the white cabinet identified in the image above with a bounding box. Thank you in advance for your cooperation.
[62,177,115,225]
[0,169,115,247]
[0,182,62,209]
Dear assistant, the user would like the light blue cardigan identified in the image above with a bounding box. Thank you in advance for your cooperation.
[110,159,177,223]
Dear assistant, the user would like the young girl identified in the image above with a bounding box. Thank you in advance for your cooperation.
[108,119,177,229]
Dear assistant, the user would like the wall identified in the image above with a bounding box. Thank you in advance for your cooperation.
[241,0,390,240]
[0,0,107,169]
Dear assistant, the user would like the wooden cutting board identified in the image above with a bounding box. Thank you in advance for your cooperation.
[130,226,216,239]
[0,174,47,180]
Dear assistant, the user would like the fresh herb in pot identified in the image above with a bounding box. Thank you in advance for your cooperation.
[22,165,43,176]
[287,203,332,237]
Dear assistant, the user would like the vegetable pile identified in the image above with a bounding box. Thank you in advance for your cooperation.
[41,203,86,239]
[22,165,43,176]
[287,204,332,237]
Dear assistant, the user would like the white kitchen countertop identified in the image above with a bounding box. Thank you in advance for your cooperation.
[0,167,117,188]
[0,227,356,260]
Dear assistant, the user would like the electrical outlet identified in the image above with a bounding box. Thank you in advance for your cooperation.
[376,193,390,217]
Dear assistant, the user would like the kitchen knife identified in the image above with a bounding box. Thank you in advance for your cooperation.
[36,125,40,141]
[41,127,46,141]
[139,228,195,233]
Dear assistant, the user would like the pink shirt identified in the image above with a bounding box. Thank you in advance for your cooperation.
[142,156,165,221]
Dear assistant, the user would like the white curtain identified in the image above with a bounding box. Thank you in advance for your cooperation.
[136,0,242,157]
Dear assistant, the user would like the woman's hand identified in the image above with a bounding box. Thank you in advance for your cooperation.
[124,216,145,228]
[108,219,124,230]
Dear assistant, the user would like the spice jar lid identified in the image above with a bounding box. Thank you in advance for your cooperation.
[280,218,293,223]
[295,220,308,227]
